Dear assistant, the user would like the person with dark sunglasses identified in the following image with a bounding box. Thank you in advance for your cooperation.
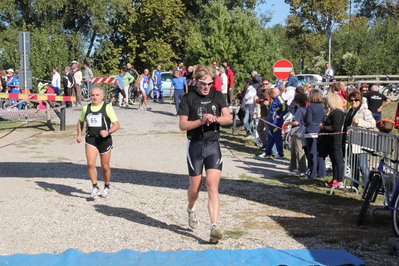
[177,65,232,244]
[342,91,377,187]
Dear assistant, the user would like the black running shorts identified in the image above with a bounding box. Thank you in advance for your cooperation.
[186,140,223,176]
[86,136,113,154]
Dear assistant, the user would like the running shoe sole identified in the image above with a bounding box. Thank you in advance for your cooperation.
[209,226,223,244]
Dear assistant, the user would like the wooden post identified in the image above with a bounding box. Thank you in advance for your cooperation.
[60,106,66,131]
[45,101,55,131]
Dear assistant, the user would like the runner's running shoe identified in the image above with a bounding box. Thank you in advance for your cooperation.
[209,225,223,244]
[101,187,111,198]
[187,209,199,229]
[90,186,99,199]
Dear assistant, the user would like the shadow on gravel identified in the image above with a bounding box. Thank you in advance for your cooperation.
[231,158,291,177]
[148,110,176,117]
[94,204,208,244]
[35,181,88,199]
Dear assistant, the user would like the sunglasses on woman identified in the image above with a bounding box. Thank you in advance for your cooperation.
[262,83,269,85]
[198,79,214,86]
[349,98,360,102]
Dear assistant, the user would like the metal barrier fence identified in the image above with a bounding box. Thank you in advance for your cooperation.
[344,126,399,194]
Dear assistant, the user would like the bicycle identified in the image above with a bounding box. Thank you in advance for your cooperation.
[314,84,330,96]
[356,148,399,236]
[80,81,91,102]
[106,86,118,104]
[382,83,399,97]
[128,83,141,105]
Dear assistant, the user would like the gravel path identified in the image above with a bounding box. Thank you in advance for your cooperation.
[0,100,398,265]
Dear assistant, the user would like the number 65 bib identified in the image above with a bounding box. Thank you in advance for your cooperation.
[87,113,103,127]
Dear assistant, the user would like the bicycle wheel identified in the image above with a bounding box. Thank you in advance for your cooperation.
[107,88,115,103]
[391,194,399,236]
[83,89,90,101]
[356,172,382,226]
[81,84,90,102]
[382,88,391,97]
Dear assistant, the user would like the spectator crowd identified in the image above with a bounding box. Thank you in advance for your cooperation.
[240,70,393,188]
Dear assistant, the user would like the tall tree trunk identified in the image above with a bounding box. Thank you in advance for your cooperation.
[86,30,97,58]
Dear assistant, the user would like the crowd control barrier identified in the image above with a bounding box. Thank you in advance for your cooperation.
[343,126,399,194]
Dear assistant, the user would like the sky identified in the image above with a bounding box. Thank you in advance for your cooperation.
[256,0,291,26]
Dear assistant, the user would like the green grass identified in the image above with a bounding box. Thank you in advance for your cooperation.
[224,230,246,239]
[0,119,59,132]
[0,119,20,130]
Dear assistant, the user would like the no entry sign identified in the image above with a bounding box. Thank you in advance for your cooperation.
[273,60,293,80]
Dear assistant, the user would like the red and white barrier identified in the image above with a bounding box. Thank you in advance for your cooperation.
[187,80,197,86]
[91,77,116,84]
[0,93,76,102]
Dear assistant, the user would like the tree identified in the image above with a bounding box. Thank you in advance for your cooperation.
[354,0,399,20]
[181,0,263,19]
[329,15,399,75]
[0,0,130,59]
[107,0,187,72]
[0,25,80,88]
[284,0,349,72]
[184,0,283,86]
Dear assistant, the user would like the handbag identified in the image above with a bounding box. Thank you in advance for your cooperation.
[376,119,394,133]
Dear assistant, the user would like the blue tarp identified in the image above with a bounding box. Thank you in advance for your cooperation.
[0,248,365,266]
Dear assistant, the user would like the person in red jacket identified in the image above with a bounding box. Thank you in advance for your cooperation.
[226,63,235,105]
[211,70,222,92]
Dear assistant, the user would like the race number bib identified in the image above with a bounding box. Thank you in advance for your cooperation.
[144,83,148,89]
[87,113,103,127]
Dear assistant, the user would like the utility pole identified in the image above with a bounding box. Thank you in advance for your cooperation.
[327,24,332,67]
[18,31,32,121]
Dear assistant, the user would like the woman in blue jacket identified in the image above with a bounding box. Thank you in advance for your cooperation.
[304,90,326,179]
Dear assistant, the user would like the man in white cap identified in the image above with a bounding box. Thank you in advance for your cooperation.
[71,61,82,107]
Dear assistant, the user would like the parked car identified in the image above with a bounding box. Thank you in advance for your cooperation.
[148,71,173,99]
[296,74,324,84]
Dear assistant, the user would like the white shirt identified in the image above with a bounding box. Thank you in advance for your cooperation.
[51,72,60,88]
[324,67,334,77]
[73,70,83,85]
[282,87,295,106]
[243,85,256,107]
[221,73,228,94]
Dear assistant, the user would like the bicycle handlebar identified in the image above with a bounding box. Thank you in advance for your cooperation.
[362,148,399,164]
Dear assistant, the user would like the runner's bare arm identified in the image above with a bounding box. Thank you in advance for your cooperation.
[216,107,232,125]
[76,120,85,143]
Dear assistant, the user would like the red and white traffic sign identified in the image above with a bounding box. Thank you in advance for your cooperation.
[273,60,293,80]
